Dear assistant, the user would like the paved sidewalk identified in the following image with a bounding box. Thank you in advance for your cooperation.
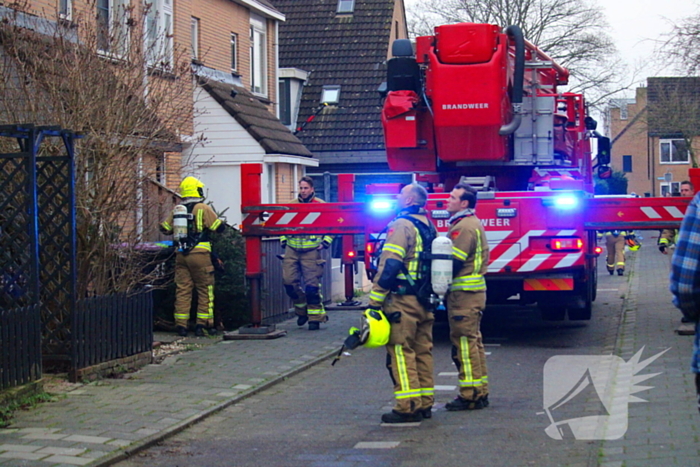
[0,312,361,467]
[1,242,699,467]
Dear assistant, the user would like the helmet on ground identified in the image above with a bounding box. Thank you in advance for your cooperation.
[180,176,204,198]
[626,237,641,251]
[345,308,391,349]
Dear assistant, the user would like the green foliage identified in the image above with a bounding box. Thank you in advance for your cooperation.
[594,169,628,195]
[0,392,54,428]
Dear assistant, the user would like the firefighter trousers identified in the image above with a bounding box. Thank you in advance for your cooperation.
[605,235,625,272]
[282,248,327,322]
[446,290,488,400]
[174,250,215,328]
[384,294,434,414]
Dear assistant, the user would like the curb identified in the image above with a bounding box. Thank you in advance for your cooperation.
[89,345,342,466]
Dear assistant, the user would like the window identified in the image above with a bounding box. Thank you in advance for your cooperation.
[321,85,341,105]
[620,105,628,120]
[622,155,632,173]
[145,0,174,67]
[279,78,291,126]
[661,182,681,197]
[337,0,354,13]
[191,17,199,60]
[97,0,129,54]
[230,33,237,72]
[250,14,267,95]
[155,153,166,184]
[59,0,72,20]
[660,139,689,164]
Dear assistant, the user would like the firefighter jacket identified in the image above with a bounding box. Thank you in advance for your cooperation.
[658,229,677,247]
[447,208,489,292]
[160,200,225,253]
[280,193,333,251]
[368,206,430,308]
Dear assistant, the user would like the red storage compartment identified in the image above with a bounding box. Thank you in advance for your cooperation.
[425,24,510,162]
[435,23,499,64]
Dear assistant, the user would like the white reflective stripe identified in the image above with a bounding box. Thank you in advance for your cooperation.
[518,254,551,272]
[252,215,263,225]
[556,229,577,236]
[485,230,511,247]
[664,206,684,218]
[554,252,583,268]
[277,213,298,225]
[301,212,321,224]
[370,233,387,240]
[488,230,545,273]
[640,207,661,219]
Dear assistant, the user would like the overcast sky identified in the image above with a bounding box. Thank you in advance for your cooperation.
[603,0,699,92]
[405,0,700,97]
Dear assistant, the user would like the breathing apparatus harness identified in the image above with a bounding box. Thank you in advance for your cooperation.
[173,200,208,255]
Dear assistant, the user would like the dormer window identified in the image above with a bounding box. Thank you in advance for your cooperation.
[321,85,341,105]
[337,0,354,13]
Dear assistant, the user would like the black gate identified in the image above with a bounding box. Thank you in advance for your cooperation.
[1,125,152,389]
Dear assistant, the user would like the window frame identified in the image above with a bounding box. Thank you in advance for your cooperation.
[59,0,72,20]
[230,33,238,72]
[321,85,341,105]
[145,0,174,68]
[191,17,199,60]
[337,0,355,13]
[249,14,267,96]
[660,138,690,164]
[660,181,681,197]
[97,0,130,56]
[622,154,632,173]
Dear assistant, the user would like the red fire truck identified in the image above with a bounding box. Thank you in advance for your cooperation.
[240,22,692,326]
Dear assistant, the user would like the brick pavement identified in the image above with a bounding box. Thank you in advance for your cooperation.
[0,312,360,467]
[1,242,699,467]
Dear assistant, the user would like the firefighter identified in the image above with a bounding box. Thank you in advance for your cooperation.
[599,230,634,276]
[281,176,333,330]
[160,176,225,337]
[368,183,436,423]
[659,181,694,255]
[444,183,491,410]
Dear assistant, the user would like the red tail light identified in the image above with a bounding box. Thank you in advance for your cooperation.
[550,237,583,251]
[366,243,374,254]
[594,246,603,255]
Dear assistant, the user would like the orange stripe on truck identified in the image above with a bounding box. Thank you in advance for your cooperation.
[523,278,574,291]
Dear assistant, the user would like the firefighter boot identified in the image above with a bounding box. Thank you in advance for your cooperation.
[446,396,486,411]
[381,410,423,424]
[308,321,320,331]
[420,407,433,419]
[195,324,205,337]
[176,326,188,337]
[617,269,624,276]
[297,314,309,326]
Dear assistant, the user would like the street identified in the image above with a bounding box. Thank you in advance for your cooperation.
[116,261,629,467]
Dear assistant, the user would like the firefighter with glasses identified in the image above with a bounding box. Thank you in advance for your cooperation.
[367,183,437,423]
[281,176,333,330]
[444,183,491,411]
[160,176,225,337]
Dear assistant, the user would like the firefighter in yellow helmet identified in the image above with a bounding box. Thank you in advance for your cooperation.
[444,183,490,411]
[160,176,225,337]
[367,183,437,423]
[280,176,333,330]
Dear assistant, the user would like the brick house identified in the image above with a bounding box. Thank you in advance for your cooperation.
[605,77,700,197]
[272,0,410,200]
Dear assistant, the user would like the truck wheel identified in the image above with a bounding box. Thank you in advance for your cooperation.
[540,304,566,321]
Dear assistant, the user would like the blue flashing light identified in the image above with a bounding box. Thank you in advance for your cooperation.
[370,199,393,212]
[553,195,578,209]
[542,194,580,209]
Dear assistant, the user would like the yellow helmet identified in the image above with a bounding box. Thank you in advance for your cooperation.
[180,176,204,198]
[626,237,641,251]
[345,308,391,349]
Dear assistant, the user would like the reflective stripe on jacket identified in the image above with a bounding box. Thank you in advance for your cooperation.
[448,210,489,292]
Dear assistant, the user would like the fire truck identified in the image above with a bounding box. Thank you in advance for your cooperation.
[240,22,692,326]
